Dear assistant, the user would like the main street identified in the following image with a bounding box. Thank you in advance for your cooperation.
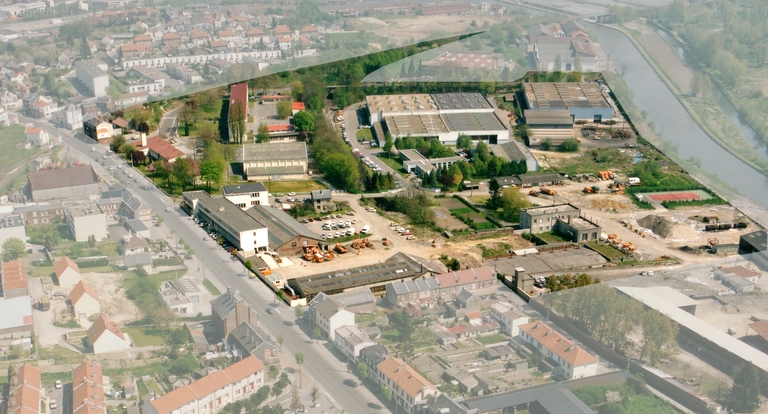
[31,118,389,413]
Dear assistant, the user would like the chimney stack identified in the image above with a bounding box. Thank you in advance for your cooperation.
[140,132,147,147]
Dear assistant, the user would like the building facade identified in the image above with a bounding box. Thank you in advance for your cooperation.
[67,205,108,242]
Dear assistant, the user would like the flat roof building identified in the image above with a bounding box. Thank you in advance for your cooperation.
[245,204,321,256]
[489,141,538,172]
[288,252,440,299]
[739,230,767,253]
[240,142,307,181]
[432,92,494,112]
[523,82,613,122]
[67,204,108,242]
[520,203,580,233]
[0,215,27,254]
[75,60,109,98]
[28,165,101,201]
[366,94,435,123]
[222,182,269,210]
[191,192,268,254]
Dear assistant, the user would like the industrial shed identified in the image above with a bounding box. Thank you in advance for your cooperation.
[27,165,101,201]
[245,205,321,256]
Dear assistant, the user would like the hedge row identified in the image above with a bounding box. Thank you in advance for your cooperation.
[452,195,504,228]
[76,258,109,268]
[152,257,184,267]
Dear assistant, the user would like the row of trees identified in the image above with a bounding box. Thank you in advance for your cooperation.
[542,284,678,365]
[487,179,532,222]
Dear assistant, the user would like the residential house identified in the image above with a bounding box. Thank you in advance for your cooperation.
[189,29,210,45]
[490,302,528,336]
[23,94,55,119]
[125,218,150,238]
[120,189,152,222]
[309,295,354,340]
[1,90,20,110]
[119,43,151,59]
[6,364,41,414]
[445,287,482,318]
[133,33,153,45]
[227,321,280,366]
[143,356,265,414]
[24,126,49,147]
[60,104,84,131]
[245,28,265,44]
[86,314,132,354]
[55,256,82,289]
[377,357,438,414]
[159,280,193,315]
[334,325,375,362]
[72,362,105,414]
[121,234,149,255]
[70,280,101,320]
[308,189,333,212]
[211,287,259,341]
[162,32,182,46]
[312,290,376,315]
[83,118,118,141]
[518,321,598,380]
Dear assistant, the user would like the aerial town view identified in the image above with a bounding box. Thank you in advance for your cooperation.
[1,0,768,413]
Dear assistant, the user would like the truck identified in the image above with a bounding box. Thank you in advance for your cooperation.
[540,188,556,196]
[361,225,371,234]
[628,177,642,186]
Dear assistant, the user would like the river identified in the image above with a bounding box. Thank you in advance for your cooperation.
[587,23,768,209]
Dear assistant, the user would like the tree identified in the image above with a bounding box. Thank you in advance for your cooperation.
[487,178,502,209]
[290,80,304,100]
[295,352,305,388]
[199,159,223,191]
[310,385,320,405]
[690,72,711,98]
[559,138,580,152]
[498,188,532,222]
[541,138,553,150]
[111,135,126,153]
[638,310,678,365]
[356,362,369,379]
[107,85,122,101]
[382,386,392,401]
[313,327,322,339]
[456,134,472,150]
[198,122,219,144]
[383,135,394,152]
[389,310,417,358]
[276,334,284,348]
[441,163,463,188]
[180,102,201,136]
[729,363,761,413]
[474,141,491,162]
[79,37,91,58]
[276,100,292,119]
[228,100,246,144]
[294,304,304,320]
[2,238,26,261]
[293,111,314,133]
[172,158,194,190]
[256,124,270,143]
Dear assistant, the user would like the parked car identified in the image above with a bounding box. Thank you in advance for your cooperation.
[165,207,172,212]
[288,192,297,196]
[55,380,62,389]
[401,230,412,236]
[50,400,57,409]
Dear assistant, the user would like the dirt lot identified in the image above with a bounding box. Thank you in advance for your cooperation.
[350,14,502,45]
[46,270,136,325]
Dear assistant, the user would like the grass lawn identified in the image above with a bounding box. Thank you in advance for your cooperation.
[202,279,221,295]
[586,241,628,259]
[535,231,568,244]
[123,327,168,347]
[264,180,327,194]
[137,379,150,399]
[376,154,408,176]
[554,148,634,176]
[145,378,164,395]
[449,207,476,215]
[469,195,490,205]
[476,334,507,345]
[356,129,372,141]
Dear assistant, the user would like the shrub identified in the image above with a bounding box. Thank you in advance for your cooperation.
[76,258,109,268]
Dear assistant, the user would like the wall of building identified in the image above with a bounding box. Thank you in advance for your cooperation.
[31,183,101,202]
[73,296,100,319]
[0,226,26,250]
[70,214,107,242]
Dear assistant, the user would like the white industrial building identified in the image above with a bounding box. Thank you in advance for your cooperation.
[182,191,268,254]
[368,93,509,145]
[75,60,109,98]
[222,182,269,209]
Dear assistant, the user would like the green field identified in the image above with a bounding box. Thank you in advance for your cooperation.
[535,231,568,244]
[202,279,221,295]
[265,180,327,194]
[0,126,43,172]
[450,208,476,215]
[376,154,408,176]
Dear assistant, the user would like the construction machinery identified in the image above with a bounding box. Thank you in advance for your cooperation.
[540,188,556,196]
[334,243,347,254]
[597,171,615,181]
[583,186,600,194]
[528,189,540,197]
[382,238,391,247]
[707,238,719,247]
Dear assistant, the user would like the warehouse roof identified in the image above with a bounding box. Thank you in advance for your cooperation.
[524,109,574,126]
[198,196,265,232]
[28,165,98,191]
[288,252,438,297]
[241,142,307,162]
[522,203,579,216]
[432,92,493,111]
[246,164,305,177]
[524,82,610,110]
[366,94,435,114]
[740,230,767,251]
[489,141,537,165]
[246,205,319,249]
[384,114,448,136]
[463,382,595,413]
[441,112,506,132]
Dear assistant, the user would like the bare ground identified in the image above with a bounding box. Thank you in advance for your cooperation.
[81,272,137,325]
[624,21,693,92]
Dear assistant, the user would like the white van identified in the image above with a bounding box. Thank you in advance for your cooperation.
[347,227,355,236]
[361,225,371,234]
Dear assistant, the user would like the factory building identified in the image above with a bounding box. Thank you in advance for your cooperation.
[523,82,613,122]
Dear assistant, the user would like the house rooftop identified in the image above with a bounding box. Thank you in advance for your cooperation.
[222,182,267,195]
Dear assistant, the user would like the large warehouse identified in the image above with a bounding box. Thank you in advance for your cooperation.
[523,82,613,122]
[367,93,509,145]
[27,165,101,201]
[239,142,308,181]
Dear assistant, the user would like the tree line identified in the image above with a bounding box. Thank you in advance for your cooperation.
[542,284,679,365]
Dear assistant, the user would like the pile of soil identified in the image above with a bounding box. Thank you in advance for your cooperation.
[638,214,699,241]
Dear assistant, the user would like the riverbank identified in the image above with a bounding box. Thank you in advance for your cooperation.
[609,22,768,176]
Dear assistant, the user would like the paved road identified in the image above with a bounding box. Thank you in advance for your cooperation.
[342,104,403,180]
[33,118,389,414]
[159,106,181,138]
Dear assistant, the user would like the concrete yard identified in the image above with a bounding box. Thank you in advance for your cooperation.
[487,247,608,277]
